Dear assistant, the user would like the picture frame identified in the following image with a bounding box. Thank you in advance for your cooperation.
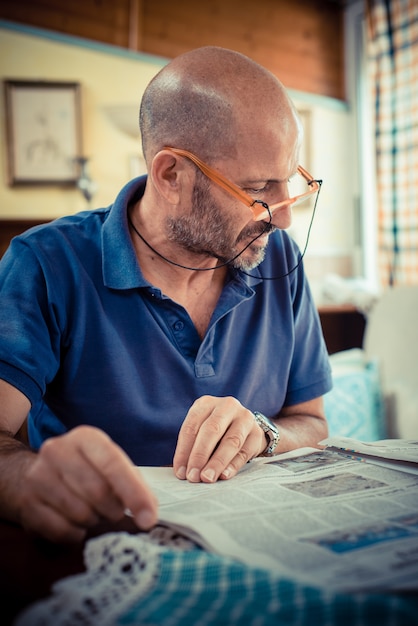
[4,80,82,186]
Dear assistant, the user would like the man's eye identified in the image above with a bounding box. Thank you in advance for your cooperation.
[246,186,268,195]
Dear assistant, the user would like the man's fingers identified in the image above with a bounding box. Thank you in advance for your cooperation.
[39,434,122,522]
[173,396,217,478]
[174,397,236,480]
[75,427,159,529]
[174,397,260,483]
[173,414,202,479]
[35,426,158,535]
[200,424,260,482]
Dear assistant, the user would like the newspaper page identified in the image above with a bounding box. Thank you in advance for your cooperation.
[139,446,418,593]
[321,437,418,469]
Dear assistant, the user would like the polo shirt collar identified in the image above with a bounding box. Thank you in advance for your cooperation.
[102,176,150,290]
[102,175,263,292]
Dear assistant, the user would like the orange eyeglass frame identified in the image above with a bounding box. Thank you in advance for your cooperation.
[164,146,321,221]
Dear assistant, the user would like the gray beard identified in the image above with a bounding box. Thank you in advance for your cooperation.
[165,174,274,270]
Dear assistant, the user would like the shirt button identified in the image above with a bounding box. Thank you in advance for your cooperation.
[173,320,184,331]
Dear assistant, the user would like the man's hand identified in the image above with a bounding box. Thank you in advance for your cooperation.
[173,396,266,483]
[15,426,158,542]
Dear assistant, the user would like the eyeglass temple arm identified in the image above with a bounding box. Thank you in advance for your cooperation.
[165,146,320,204]
[164,147,255,208]
[297,165,322,190]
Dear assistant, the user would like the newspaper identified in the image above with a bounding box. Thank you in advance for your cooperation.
[321,436,418,465]
[139,438,418,593]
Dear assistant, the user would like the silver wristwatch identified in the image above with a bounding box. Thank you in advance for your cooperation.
[253,411,280,456]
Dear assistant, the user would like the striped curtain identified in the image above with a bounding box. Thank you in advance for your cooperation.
[366,0,418,286]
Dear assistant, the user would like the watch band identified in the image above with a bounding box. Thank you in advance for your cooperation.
[253,411,280,456]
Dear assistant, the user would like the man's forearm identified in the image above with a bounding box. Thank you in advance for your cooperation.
[272,397,329,454]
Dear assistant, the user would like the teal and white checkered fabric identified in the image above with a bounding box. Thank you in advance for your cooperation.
[123,548,417,626]
[16,531,418,626]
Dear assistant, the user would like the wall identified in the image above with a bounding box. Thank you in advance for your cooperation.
[0,23,165,219]
[0,21,356,284]
[286,100,355,277]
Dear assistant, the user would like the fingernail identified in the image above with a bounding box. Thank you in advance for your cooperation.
[136,509,156,530]
[221,466,232,479]
[187,468,201,482]
[202,468,216,482]
[176,466,187,480]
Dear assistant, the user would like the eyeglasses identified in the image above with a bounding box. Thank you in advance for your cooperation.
[164,147,322,221]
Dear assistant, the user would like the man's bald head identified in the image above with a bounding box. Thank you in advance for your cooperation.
[139,46,300,166]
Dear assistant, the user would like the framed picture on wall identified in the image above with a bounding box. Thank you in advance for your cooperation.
[4,80,82,186]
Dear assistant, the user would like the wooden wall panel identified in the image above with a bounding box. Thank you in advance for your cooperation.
[0,0,133,48]
[142,0,344,99]
[0,0,344,99]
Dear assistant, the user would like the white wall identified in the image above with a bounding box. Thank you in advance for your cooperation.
[290,94,356,276]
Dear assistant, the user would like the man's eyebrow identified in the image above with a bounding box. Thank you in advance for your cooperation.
[241,177,287,185]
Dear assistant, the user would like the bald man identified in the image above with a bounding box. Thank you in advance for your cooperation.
[0,47,331,542]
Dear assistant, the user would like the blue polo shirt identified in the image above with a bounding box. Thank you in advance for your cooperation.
[0,176,331,465]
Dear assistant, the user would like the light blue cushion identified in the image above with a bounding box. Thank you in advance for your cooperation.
[324,349,386,441]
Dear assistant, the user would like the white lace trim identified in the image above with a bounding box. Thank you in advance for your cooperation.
[15,526,197,626]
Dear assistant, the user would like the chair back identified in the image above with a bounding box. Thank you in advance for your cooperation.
[364,286,418,438]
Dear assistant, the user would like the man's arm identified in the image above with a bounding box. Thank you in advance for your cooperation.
[270,397,328,453]
[173,395,328,484]
[0,379,158,542]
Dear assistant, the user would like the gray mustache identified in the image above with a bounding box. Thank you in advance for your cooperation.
[240,222,277,240]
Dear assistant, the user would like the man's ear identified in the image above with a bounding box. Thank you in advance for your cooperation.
[150,150,190,205]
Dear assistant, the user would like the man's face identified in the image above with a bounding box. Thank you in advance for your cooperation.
[165,170,278,271]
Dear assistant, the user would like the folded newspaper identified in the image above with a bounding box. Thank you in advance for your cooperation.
[139,437,418,594]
